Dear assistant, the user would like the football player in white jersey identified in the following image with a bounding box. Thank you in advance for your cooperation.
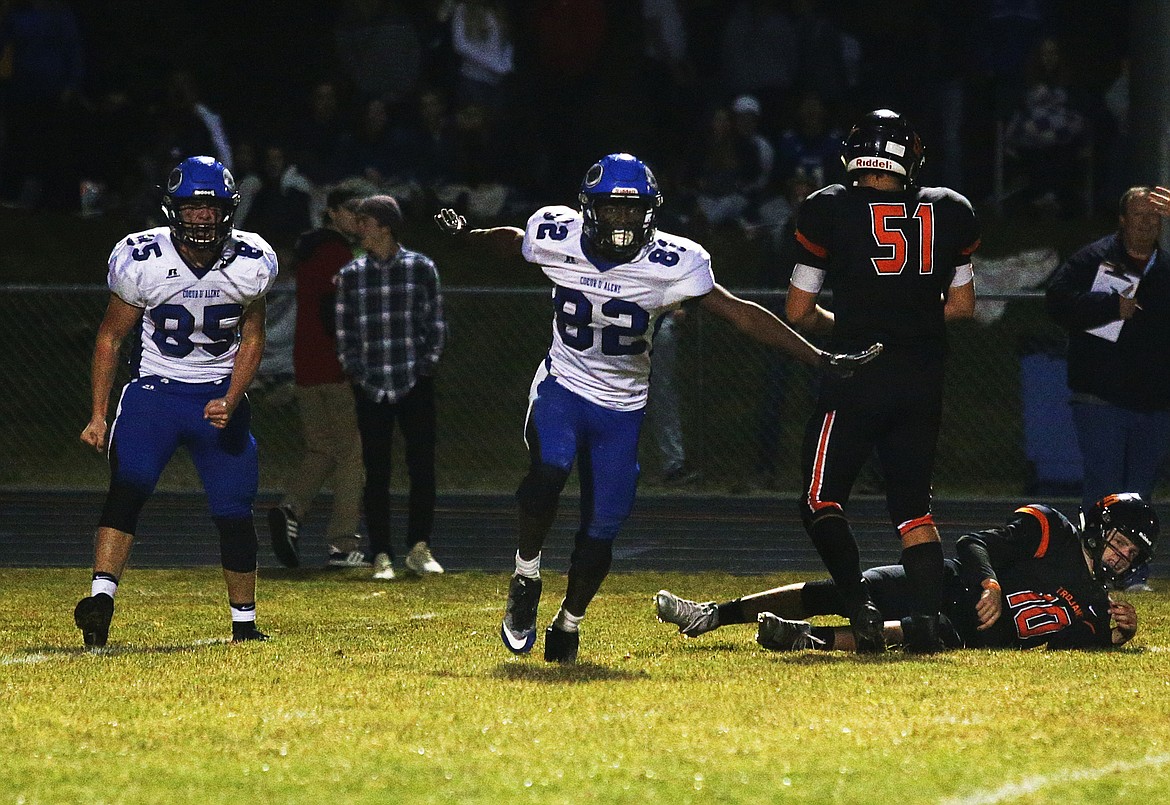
[74,156,278,649]
[436,152,882,663]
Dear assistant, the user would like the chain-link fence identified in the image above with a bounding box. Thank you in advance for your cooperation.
[2,285,1074,497]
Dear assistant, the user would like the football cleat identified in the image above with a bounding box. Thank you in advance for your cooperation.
[654,589,719,637]
[901,613,946,655]
[755,613,824,651]
[74,593,114,649]
[231,623,270,642]
[501,574,542,654]
[850,600,887,654]
[268,505,300,568]
[404,541,444,575]
[544,624,579,663]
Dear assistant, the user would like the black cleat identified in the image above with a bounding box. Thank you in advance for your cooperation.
[231,623,271,642]
[501,574,542,655]
[544,624,579,663]
[902,613,946,655]
[850,600,886,654]
[74,593,114,648]
[268,505,300,568]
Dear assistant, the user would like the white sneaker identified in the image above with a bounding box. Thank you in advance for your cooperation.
[328,545,372,568]
[372,553,396,580]
[405,541,444,575]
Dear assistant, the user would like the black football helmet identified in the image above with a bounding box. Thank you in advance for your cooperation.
[841,109,925,185]
[1079,493,1159,586]
[578,153,663,261]
[161,155,241,249]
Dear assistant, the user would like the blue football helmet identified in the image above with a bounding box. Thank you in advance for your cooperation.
[1079,492,1159,586]
[161,156,240,248]
[578,153,663,260]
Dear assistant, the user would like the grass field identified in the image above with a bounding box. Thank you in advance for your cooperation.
[3,568,1169,804]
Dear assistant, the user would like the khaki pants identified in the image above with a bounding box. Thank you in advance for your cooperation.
[281,383,363,546]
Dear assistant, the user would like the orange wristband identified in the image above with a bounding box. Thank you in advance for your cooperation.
[981,578,1002,592]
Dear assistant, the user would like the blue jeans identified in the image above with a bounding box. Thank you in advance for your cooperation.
[1071,400,1170,586]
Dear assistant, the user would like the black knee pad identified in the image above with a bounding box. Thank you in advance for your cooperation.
[215,516,258,573]
[516,464,570,518]
[570,535,613,580]
[98,479,152,535]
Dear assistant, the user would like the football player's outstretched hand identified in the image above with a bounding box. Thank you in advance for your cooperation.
[434,208,467,236]
[820,342,883,378]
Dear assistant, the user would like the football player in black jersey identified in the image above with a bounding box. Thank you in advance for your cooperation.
[783,109,981,654]
[655,493,1156,652]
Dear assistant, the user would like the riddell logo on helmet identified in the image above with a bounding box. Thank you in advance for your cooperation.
[849,156,904,174]
[611,187,638,196]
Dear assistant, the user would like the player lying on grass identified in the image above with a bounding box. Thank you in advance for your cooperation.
[657,493,1156,652]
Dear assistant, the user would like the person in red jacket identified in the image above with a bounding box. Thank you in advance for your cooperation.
[268,184,368,568]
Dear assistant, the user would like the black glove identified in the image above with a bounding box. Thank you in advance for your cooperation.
[819,342,883,378]
[434,208,467,236]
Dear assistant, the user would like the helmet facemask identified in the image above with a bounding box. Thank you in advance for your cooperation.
[582,196,656,260]
[161,157,241,251]
[578,153,663,262]
[1079,493,1159,586]
[165,198,235,249]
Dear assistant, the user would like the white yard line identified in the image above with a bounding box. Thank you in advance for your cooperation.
[941,753,1170,805]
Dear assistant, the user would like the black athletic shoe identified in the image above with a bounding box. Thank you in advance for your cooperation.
[500,574,542,655]
[850,600,886,654]
[268,505,300,568]
[543,624,579,663]
[231,623,271,642]
[74,593,114,648]
[902,613,946,655]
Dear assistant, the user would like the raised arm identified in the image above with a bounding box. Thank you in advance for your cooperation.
[434,208,524,260]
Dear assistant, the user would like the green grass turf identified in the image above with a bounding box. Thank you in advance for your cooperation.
[3,568,1169,804]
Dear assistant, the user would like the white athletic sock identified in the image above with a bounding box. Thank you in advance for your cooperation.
[230,602,257,623]
[91,572,118,599]
[553,607,583,633]
[515,551,541,579]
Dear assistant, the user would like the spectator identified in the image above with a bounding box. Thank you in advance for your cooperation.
[432,101,512,220]
[774,91,842,189]
[1004,36,1089,218]
[718,0,797,134]
[655,493,1155,652]
[0,0,86,210]
[336,195,447,580]
[152,70,233,172]
[269,184,369,570]
[334,0,422,107]
[686,106,762,229]
[74,157,276,647]
[1045,186,1170,593]
[337,96,414,196]
[450,0,514,116]
[289,79,348,186]
[731,94,774,202]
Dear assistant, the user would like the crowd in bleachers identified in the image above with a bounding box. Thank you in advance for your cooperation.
[0,0,1133,261]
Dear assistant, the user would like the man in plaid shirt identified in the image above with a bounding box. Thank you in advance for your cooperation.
[336,195,447,580]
